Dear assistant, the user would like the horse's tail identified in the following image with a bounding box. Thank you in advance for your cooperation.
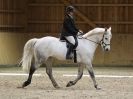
[21,38,37,73]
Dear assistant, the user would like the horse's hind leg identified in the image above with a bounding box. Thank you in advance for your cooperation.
[22,63,36,88]
[45,58,60,88]
[66,64,84,87]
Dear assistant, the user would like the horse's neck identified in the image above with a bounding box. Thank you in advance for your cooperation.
[87,34,99,43]
[82,31,104,58]
[87,32,103,43]
[80,28,104,46]
[87,36,98,52]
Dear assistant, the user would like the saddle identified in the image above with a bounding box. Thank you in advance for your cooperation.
[60,36,78,63]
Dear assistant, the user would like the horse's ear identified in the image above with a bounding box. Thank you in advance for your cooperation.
[108,27,111,31]
[105,27,108,32]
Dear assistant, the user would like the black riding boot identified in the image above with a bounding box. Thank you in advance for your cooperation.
[66,44,74,59]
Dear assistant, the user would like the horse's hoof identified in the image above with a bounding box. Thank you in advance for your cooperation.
[95,85,101,90]
[17,83,28,89]
[96,87,101,90]
[66,81,74,87]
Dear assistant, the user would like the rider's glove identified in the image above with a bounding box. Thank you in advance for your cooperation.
[78,30,84,35]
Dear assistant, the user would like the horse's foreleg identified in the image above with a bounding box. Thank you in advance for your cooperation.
[86,64,101,90]
[22,64,36,88]
[46,58,60,88]
[66,64,83,87]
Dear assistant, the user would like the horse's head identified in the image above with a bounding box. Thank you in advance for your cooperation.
[82,27,112,51]
[100,27,112,51]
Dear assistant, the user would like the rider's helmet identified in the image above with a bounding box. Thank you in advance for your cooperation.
[66,5,75,13]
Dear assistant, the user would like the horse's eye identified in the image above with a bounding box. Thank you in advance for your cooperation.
[105,38,108,40]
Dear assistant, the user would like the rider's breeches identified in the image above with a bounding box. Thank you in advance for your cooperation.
[65,36,75,45]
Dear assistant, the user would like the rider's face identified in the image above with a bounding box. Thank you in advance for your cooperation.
[70,12,74,16]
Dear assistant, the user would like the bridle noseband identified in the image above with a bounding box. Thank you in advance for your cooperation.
[100,32,110,48]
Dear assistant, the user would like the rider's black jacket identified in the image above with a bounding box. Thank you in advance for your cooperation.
[61,14,79,37]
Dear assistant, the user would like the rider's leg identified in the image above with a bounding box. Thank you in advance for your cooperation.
[66,44,74,59]
[65,36,75,45]
[65,36,75,59]
[73,36,78,48]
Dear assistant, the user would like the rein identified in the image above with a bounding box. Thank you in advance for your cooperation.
[78,31,110,46]
[78,36,100,45]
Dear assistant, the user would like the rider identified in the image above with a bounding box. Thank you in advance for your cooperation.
[60,5,83,59]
